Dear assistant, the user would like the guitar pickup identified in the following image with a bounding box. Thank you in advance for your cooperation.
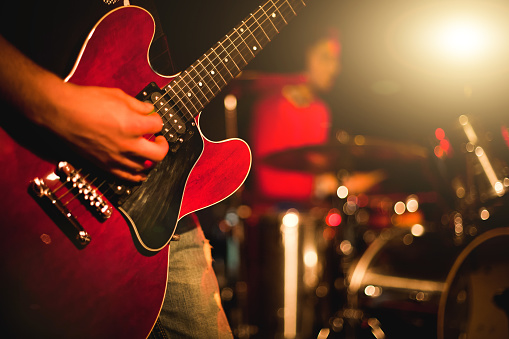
[136,82,197,153]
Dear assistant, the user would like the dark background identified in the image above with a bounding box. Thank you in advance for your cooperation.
[158,0,509,146]
[156,1,509,337]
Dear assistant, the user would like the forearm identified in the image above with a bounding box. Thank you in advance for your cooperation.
[0,35,65,128]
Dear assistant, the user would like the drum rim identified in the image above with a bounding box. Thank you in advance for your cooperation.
[437,227,509,339]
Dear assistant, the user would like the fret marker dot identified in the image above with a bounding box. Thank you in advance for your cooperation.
[224,58,228,62]
[240,28,244,33]
[199,82,203,86]
[211,70,215,75]
[272,13,276,18]
[253,46,257,51]
[187,92,192,97]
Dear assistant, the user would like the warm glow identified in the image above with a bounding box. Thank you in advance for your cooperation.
[437,19,489,60]
[224,94,237,110]
[325,209,342,227]
[304,250,318,268]
[406,196,419,213]
[282,210,299,228]
[282,212,299,338]
[337,185,348,199]
[394,201,406,215]
[411,224,425,237]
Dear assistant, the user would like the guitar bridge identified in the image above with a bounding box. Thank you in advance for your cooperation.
[30,161,114,248]
[31,176,91,247]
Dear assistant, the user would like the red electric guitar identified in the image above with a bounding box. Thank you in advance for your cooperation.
[0,1,307,338]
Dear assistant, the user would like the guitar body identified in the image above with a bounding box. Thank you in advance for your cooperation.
[0,6,251,338]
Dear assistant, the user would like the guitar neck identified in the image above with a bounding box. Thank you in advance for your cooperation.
[164,0,307,119]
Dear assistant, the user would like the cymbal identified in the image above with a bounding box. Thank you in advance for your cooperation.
[261,136,428,174]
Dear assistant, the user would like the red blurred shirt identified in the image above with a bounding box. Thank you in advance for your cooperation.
[250,74,331,201]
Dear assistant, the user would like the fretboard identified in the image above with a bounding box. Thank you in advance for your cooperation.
[163,0,307,119]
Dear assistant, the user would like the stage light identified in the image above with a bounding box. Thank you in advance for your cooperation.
[281,209,299,338]
[326,209,342,227]
[479,208,490,220]
[394,201,406,215]
[411,224,425,237]
[435,128,445,140]
[304,250,318,268]
[337,185,348,199]
[224,94,237,110]
[406,195,419,213]
[437,18,489,61]
[282,210,299,228]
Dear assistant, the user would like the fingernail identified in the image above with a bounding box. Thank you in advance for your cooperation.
[143,160,154,169]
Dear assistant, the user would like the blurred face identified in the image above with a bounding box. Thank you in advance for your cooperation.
[306,38,341,92]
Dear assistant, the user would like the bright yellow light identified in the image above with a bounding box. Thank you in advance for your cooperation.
[411,224,425,237]
[479,208,490,220]
[337,186,348,199]
[224,94,237,110]
[438,19,488,60]
[303,250,318,268]
[282,211,299,228]
[394,201,406,215]
[406,195,419,213]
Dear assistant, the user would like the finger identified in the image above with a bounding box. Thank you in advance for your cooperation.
[134,135,169,162]
[132,112,165,136]
[111,168,147,182]
[114,88,154,114]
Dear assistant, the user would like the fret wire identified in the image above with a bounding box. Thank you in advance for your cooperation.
[244,15,270,48]
[153,0,301,122]
[179,72,207,111]
[239,20,262,54]
[210,47,234,79]
[202,52,228,87]
[225,34,248,66]
[250,13,271,43]
[254,3,280,38]
[213,44,240,81]
[181,71,207,105]
[263,1,289,32]
[233,26,256,58]
[164,81,196,120]
[259,4,279,33]
[271,0,288,25]
[185,68,210,105]
[196,58,222,91]
[217,40,242,73]
[189,64,215,101]
[284,0,297,15]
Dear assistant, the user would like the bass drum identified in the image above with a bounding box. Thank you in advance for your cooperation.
[438,227,509,339]
[347,227,509,339]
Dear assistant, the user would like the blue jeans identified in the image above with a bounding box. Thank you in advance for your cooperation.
[149,224,232,338]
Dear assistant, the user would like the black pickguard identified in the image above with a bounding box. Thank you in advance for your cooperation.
[119,127,203,250]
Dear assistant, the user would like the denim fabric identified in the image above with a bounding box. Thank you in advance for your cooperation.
[149,226,233,339]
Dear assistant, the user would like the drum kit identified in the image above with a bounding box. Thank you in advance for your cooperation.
[260,115,509,338]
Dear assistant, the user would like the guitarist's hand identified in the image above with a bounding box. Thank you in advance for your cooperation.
[46,83,169,182]
[0,35,169,182]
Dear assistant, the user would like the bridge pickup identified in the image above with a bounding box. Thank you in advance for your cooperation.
[31,177,91,247]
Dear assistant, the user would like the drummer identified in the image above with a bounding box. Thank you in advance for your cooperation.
[248,28,342,207]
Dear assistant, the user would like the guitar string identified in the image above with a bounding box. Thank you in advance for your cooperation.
[51,0,303,216]
[150,0,293,130]
[152,0,301,133]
